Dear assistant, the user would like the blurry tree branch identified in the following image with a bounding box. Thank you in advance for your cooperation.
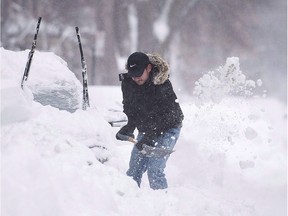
[1,0,286,99]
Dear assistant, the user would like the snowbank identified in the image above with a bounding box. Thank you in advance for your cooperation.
[1,48,287,216]
[1,48,82,113]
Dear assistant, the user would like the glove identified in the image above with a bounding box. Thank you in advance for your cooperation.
[135,134,152,151]
[116,124,135,141]
[135,140,144,151]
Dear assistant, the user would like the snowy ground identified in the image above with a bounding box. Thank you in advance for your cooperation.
[1,48,287,216]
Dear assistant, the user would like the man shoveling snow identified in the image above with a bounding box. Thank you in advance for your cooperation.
[116,52,184,190]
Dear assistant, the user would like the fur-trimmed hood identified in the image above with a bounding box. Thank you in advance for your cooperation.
[147,53,169,85]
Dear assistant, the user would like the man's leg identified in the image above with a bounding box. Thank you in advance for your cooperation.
[126,133,148,187]
[147,127,181,190]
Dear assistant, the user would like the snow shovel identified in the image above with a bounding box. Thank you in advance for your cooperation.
[117,134,175,157]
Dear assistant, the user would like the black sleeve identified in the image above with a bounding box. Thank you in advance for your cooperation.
[121,78,136,133]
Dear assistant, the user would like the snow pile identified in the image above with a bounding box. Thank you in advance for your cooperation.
[1,85,34,125]
[1,48,287,216]
[0,48,133,216]
[1,48,82,113]
[193,57,262,104]
[177,97,286,186]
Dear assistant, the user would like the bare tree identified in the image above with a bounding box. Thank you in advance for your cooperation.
[1,0,286,99]
[93,0,118,85]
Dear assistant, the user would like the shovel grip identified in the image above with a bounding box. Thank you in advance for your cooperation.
[128,137,137,144]
[117,133,137,144]
[117,134,174,157]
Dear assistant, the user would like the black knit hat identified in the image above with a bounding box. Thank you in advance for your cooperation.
[127,52,150,77]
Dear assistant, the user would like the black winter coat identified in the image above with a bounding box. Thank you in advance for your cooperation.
[120,54,184,147]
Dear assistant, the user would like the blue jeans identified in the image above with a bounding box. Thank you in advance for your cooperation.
[126,127,181,190]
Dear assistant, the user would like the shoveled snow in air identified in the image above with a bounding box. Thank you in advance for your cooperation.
[1,48,286,216]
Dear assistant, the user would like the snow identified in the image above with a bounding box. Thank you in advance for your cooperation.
[1,48,82,113]
[1,48,287,216]
[193,57,258,104]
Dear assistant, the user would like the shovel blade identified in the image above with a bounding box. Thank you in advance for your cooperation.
[142,144,175,157]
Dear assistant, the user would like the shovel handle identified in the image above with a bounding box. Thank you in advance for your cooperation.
[118,134,174,157]
[128,137,137,144]
[117,133,137,144]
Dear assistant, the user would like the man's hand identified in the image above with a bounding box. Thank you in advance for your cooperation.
[135,133,156,152]
[116,132,136,142]
[116,125,135,141]
[135,141,144,151]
